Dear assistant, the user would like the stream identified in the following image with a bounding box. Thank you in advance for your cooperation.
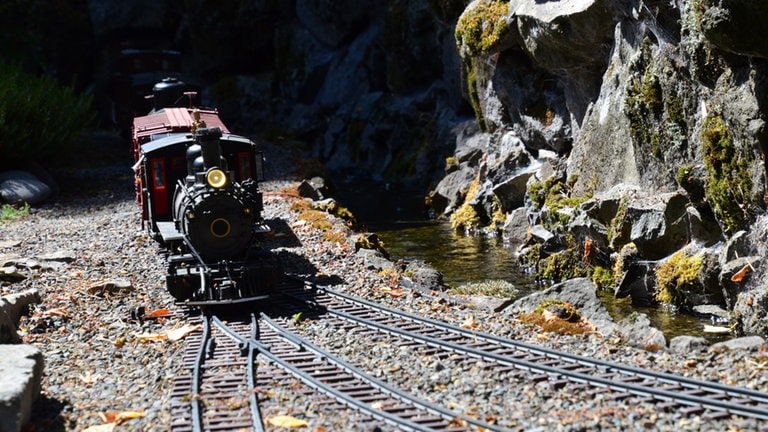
[336,180,730,344]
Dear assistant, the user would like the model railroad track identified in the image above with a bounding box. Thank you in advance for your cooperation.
[276,279,768,423]
[169,280,503,431]
[170,313,264,432]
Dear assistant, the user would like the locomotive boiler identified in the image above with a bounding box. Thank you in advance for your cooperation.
[132,79,280,306]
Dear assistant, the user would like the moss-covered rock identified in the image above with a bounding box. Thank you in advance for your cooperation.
[700,114,752,234]
[455,0,512,56]
[655,249,704,306]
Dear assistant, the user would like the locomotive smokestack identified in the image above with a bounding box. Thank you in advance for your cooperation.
[195,127,223,169]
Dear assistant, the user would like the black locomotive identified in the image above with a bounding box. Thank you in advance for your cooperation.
[132,78,280,306]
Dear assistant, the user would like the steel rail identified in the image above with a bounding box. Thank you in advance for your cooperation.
[299,286,768,420]
[209,314,266,432]
[190,314,210,432]
[256,313,507,432]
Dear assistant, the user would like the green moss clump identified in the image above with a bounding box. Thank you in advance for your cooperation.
[450,201,480,231]
[539,247,588,282]
[608,197,630,248]
[655,249,703,305]
[445,156,458,170]
[590,265,615,290]
[450,279,519,298]
[527,176,589,229]
[450,175,482,231]
[700,114,752,233]
[455,0,510,56]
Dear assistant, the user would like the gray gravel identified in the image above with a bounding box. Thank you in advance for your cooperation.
[1,133,767,431]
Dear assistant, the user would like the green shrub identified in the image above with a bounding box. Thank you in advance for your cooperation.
[0,61,95,166]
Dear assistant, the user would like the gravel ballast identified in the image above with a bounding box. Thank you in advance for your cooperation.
[1,134,767,431]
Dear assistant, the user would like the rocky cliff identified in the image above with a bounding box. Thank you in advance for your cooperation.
[437,0,768,336]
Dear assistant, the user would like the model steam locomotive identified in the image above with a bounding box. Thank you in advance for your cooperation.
[132,77,280,306]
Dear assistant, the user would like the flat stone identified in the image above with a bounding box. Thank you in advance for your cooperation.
[709,336,766,352]
[0,344,44,432]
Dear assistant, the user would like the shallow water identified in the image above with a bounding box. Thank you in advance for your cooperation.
[338,182,730,343]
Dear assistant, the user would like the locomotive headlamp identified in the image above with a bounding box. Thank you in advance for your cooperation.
[206,168,228,189]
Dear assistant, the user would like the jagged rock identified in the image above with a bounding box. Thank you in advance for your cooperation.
[355,248,394,272]
[38,250,77,263]
[692,304,729,324]
[697,0,768,59]
[0,290,41,344]
[616,312,666,350]
[297,180,322,201]
[720,231,752,266]
[610,192,691,260]
[686,205,724,246]
[403,260,447,293]
[731,287,768,337]
[506,278,616,336]
[720,256,762,310]
[614,260,655,306]
[428,167,477,216]
[0,344,44,432]
[354,233,389,259]
[502,207,529,245]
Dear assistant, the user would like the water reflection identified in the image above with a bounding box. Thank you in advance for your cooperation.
[368,220,539,295]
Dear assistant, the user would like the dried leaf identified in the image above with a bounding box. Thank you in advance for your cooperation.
[135,332,167,343]
[40,307,70,318]
[166,323,202,341]
[82,424,116,432]
[268,415,309,428]
[380,287,406,297]
[730,264,750,282]
[460,315,479,329]
[145,308,171,318]
[78,371,100,385]
[99,410,145,424]
[115,411,145,423]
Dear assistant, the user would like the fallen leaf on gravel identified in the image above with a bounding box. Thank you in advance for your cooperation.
[135,332,167,343]
[460,315,479,329]
[268,415,309,428]
[135,324,202,343]
[145,308,171,319]
[40,307,70,318]
[82,424,115,432]
[79,371,100,385]
[166,323,202,341]
[380,287,406,297]
[100,410,145,424]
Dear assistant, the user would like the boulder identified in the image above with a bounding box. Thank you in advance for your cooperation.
[506,278,616,336]
[0,171,52,205]
[669,335,708,355]
[0,344,44,432]
[616,312,666,350]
